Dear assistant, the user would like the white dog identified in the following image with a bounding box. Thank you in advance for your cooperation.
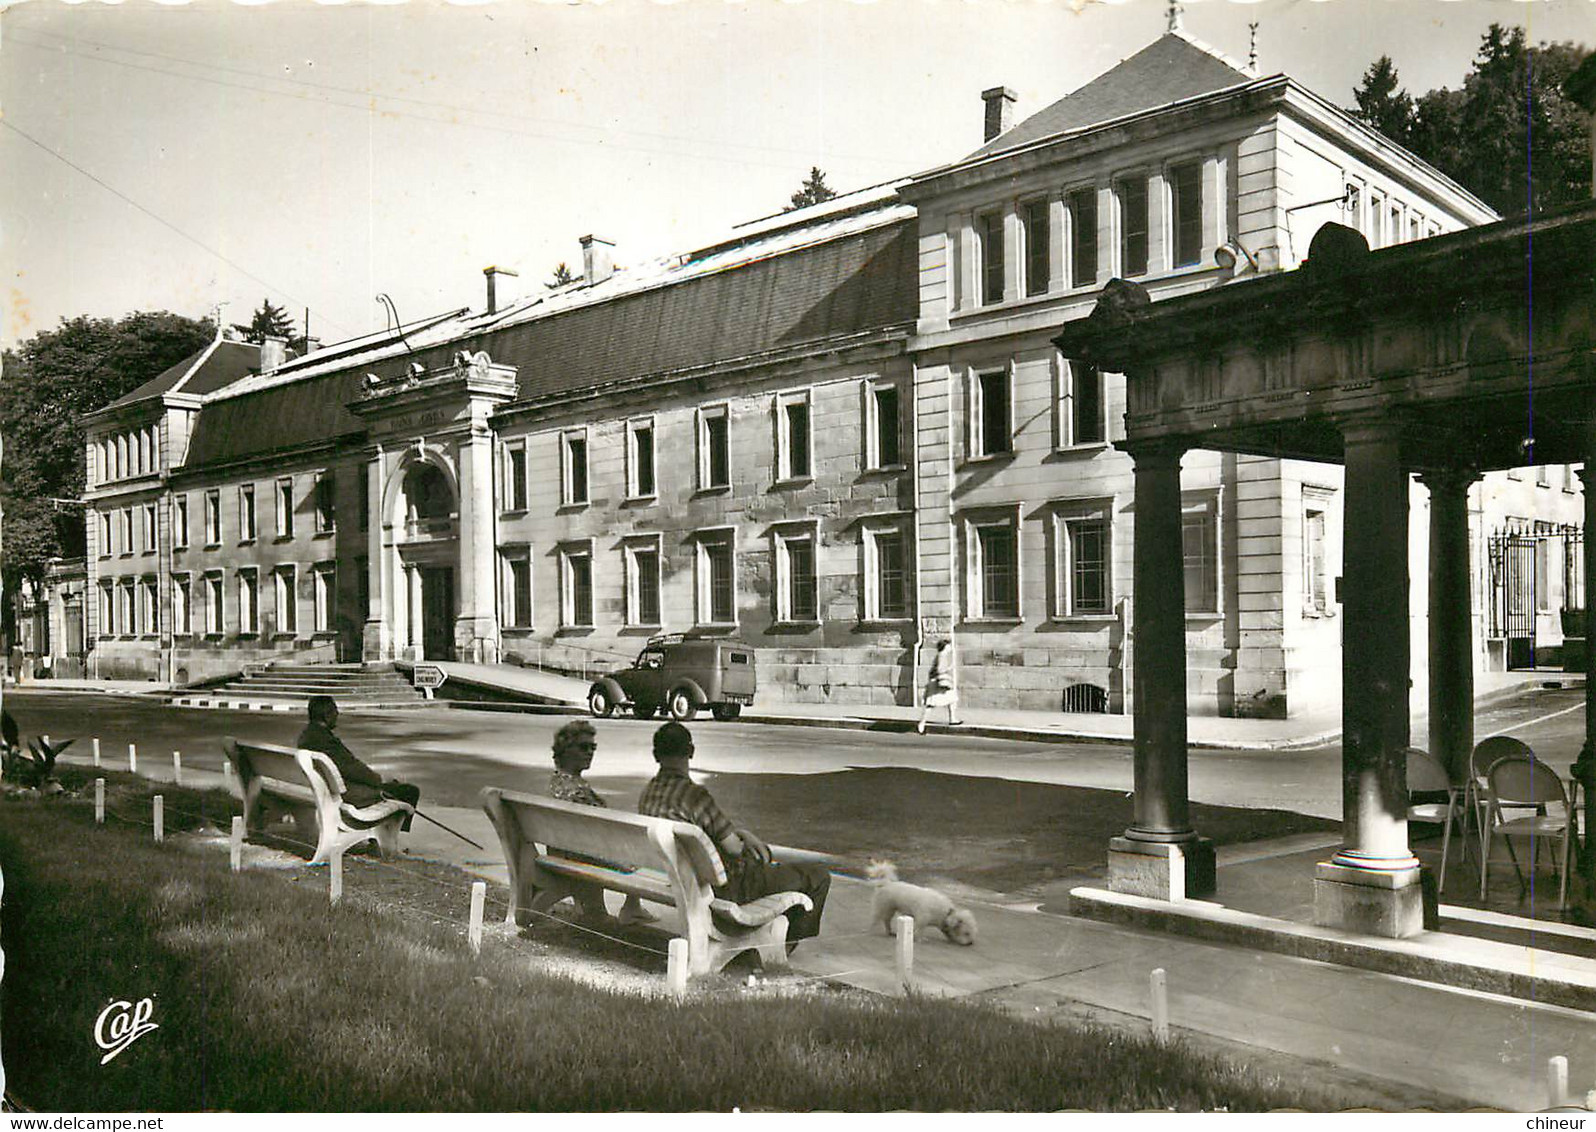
[867,860,978,946]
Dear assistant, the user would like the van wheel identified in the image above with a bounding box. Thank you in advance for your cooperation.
[632,700,658,720]
[668,687,698,722]
[712,703,742,721]
[588,687,616,718]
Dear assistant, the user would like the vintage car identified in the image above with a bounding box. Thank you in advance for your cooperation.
[587,634,757,722]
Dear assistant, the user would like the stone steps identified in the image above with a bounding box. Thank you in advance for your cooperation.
[181,662,429,708]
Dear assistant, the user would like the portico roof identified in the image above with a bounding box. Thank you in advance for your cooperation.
[1053,201,1596,473]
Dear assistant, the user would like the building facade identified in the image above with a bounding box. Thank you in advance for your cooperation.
[74,30,1582,714]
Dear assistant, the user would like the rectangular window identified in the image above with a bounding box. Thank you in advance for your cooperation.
[973,368,1012,458]
[1536,464,1550,487]
[1060,361,1105,447]
[119,580,134,636]
[99,512,113,557]
[627,419,656,498]
[173,574,191,635]
[778,392,812,481]
[1182,502,1219,614]
[978,211,1005,305]
[205,490,221,545]
[121,508,134,555]
[315,473,335,533]
[1409,215,1422,242]
[504,443,528,511]
[314,564,336,633]
[697,533,736,625]
[1390,205,1403,242]
[1119,178,1149,277]
[972,519,1020,620]
[1304,508,1328,613]
[239,484,256,542]
[502,552,533,629]
[698,405,730,490]
[865,525,910,621]
[204,574,223,634]
[139,578,158,635]
[238,569,259,633]
[869,383,902,469]
[138,430,150,476]
[1170,162,1203,268]
[276,478,294,537]
[1565,465,1578,494]
[626,541,662,627]
[1068,188,1098,288]
[1023,199,1049,296]
[1370,194,1385,247]
[142,504,157,553]
[562,432,589,506]
[776,529,818,623]
[561,546,594,628]
[1059,513,1111,615]
[275,566,297,634]
[98,582,114,636]
[174,496,189,549]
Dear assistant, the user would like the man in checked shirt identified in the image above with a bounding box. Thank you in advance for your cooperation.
[638,720,830,949]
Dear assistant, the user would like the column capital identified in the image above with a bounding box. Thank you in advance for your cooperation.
[1119,437,1187,467]
[1336,413,1405,448]
[1415,466,1482,493]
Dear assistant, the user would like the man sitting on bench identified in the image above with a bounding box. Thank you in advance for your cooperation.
[639,721,829,950]
[297,695,420,832]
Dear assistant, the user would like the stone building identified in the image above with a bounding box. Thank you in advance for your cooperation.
[75,28,1582,712]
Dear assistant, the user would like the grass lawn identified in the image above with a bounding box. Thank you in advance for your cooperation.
[1,773,1378,1113]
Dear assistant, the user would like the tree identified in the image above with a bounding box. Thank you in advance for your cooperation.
[785,166,838,212]
[1354,26,1592,217]
[0,312,214,606]
[1350,56,1415,148]
[546,263,576,289]
[231,298,297,345]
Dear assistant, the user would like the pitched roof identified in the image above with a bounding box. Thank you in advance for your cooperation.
[179,211,919,469]
[104,338,261,410]
[968,33,1254,160]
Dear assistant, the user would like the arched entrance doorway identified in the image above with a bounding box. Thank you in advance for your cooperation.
[391,456,459,661]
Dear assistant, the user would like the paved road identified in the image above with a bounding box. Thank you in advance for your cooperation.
[3,682,1585,819]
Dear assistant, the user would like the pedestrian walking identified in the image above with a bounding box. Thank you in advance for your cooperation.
[917,637,962,733]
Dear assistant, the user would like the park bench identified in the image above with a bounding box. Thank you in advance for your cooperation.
[480,787,812,978]
[223,738,414,867]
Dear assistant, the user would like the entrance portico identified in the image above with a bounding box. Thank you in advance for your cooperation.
[1057,207,1596,935]
[350,351,519,664]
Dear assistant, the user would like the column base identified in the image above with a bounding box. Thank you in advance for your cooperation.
[454,617,500,665]
[1107,836,1216,901]
[1312,861,1433,938]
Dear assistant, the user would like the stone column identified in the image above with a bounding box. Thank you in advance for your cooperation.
[361,452,390,661]
[454,429,499,663]
[1569,463,1596,922]
[1420,468,1478,783]
[1315,419,1423,937]
[407,564,423,657]
[1108,439,1215,900]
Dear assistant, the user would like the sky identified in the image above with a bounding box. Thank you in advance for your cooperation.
[2,0,1593,352]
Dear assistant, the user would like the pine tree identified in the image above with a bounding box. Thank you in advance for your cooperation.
[785,167,838,212]
[1350,56,1415,147]
[231,298,297,345]
[546,263,576,289]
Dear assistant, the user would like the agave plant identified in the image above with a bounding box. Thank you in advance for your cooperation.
[0,711,73,790]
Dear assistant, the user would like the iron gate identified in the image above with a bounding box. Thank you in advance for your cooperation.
[1488,529,1539,668]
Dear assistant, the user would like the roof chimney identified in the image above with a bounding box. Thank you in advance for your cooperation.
[982,87,1017,143]
[580,235,615,285]
[483,265,519,315]
[260,336,287,375]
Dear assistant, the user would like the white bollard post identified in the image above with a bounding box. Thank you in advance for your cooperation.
[330,852,343,905]
[230,816,244,872]
[469,882,486,954]
[1548,1056,1569,1109]
[95,778,105,825]
[93,737,101,768]
[666,938,689,998]
[894,914,915,991]
[172,750,183,787]
[153,796,164,844]
[128,743,137,774]
[1150,968,1170,1046]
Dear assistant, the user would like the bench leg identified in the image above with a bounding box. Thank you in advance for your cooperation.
[754,916,791,971]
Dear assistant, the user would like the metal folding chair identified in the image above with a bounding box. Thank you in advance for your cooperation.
[1406,747,1465,893]
[1464,736,1536,870]
[1479,754,1575,906]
